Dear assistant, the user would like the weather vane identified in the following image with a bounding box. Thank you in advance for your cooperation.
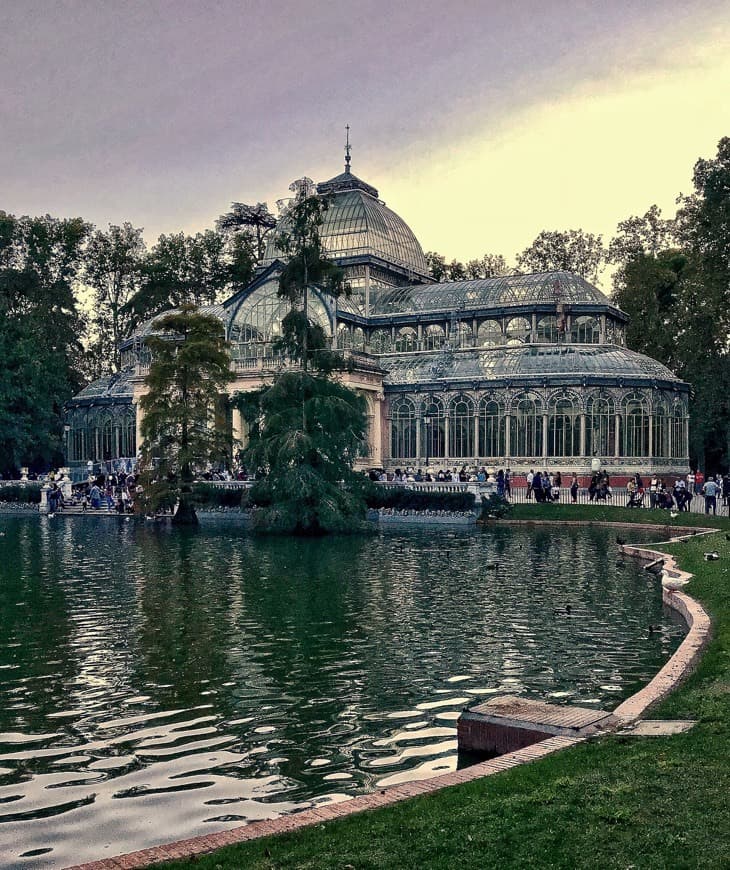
[345,124,351,172]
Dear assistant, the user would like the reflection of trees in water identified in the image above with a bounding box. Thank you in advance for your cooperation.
[0,519,75,733]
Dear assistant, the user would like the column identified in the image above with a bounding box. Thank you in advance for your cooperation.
[580,413,586,456]
[371,393,383,466]
[415,417,421,462]
[648,415,653,459]
[444,417,450,462]
[504,414,511,460]
[614,413,621,458]
[474,413,480,462]
[542,413,548,459]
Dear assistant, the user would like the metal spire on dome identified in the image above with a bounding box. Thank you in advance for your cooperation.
[345,124,351,173]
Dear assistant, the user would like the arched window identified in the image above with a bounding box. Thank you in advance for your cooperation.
[448,395,475,458]
[423,324,446,350]
[536,316,558,343]
[369,329,392,353]
[586,394,615,458]
[505,317,531,345]
[454,321,474,348]
[478,397,505,458]
[671,398,687,459]
[571,316,600,344]
[547,394,580,457]
[100,415,114,461]
[422,397,446,460]
[477,319,502,347]
[70,419,85,462]
[337,324,353,350]
[121,411,136,457]
[510,393,543,457]
[390,397,417,460]
[622,393,649,457]
[394,327,418,353]
[652,398,670,458]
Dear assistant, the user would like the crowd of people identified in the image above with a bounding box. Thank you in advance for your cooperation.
[624,471,730,515]
[46,469,142,514]
[368,465,730,515]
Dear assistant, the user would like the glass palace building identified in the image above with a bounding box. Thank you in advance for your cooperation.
[65,162,690,481]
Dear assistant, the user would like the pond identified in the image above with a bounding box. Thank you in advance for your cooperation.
[0,516,683,868]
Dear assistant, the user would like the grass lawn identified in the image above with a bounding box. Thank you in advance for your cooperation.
[160,506,730,870]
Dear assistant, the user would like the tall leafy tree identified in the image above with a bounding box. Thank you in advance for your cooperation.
[465,253,511,279]
[216,201,276,260]
[517,229,606,282]
[610,138,730,471]
[125,227,258,330]
[0,212,89,474]
[84,222,146,375]
[138,305,233,525]
[241,179,369,534]
[274,179,348,373]
[674,137,730,469]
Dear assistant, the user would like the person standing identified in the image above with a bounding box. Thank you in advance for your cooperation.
[526,468,534,500]
[570,473,579,503]
[504,468,512,498]
[695,469,704,496]
[703,476,718,515]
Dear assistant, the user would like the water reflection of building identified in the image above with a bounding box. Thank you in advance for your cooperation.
[65,157,689,481]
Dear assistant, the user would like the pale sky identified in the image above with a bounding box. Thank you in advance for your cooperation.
[2,0,729,286]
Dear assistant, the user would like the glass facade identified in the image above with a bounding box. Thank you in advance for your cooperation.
[66,165,690,475]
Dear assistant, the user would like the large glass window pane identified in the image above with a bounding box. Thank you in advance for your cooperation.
[537,316,558,343]
[623,393,649,457]
[548,396,580,457]
[505,317,531,345]
[478,398,505,457]
[477,319,502,347]
[369,329,392,353]
[448,395,474,458]
[510,394,543,456]
[571,316,600,344]
[390,397,417,459]
[652,399,670,458]
[422,398,445,459]
[586,395,615,457]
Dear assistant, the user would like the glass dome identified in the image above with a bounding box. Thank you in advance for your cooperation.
[261,170,430,279]
[371,271,618,315]
[382,345,685,388]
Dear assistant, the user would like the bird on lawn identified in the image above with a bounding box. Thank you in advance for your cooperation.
[670,510,679,519]
[704,552,720,561]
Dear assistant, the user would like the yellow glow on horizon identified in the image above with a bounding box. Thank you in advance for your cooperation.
[378,34,730,287]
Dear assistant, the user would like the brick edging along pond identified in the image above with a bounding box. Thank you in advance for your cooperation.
[64,525,715,870]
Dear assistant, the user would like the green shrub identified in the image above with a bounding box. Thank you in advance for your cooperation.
[479,492,513,519]
[191,482,246,508]
[0,482,42,504]
[365,483,475,512]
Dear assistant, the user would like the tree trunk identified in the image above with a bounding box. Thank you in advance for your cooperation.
[172,487,198,525]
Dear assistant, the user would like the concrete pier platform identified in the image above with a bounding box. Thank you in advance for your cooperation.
[457,695,616,757]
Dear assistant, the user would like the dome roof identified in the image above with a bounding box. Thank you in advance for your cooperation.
[369,272,619,317]
[69,369,135,405]
[261,169,430,279]
[382,345,687,390]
